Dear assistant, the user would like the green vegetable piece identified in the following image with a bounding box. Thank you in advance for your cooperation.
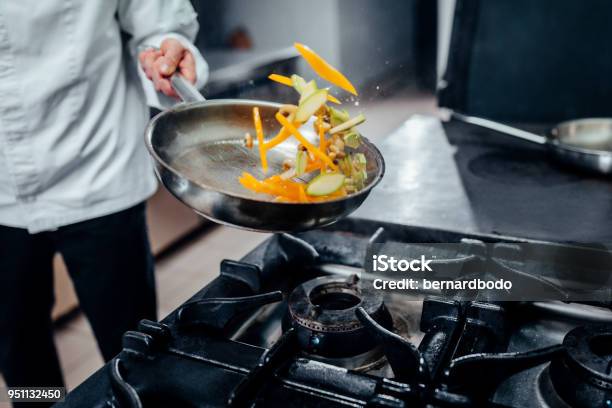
[291,74,307,94]
[295,150,308,176]
[329,106,350,127]
[296,89,328,122]
[339,156,352,176]
[350,163,366,190]
[353,153,367,169]
[329,113,366,135]
[343,130,362,149]
[306,173,345,196]
[340,153,368,191]
[299,80,318,103]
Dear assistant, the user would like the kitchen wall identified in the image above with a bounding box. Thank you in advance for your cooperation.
[221,0,341,68]
[337,0,417,91]
[196,0,419,89]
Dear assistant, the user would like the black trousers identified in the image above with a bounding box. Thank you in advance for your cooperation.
[0,202,156,395]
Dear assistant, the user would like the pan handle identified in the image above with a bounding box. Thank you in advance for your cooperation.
[171,74,206,103]
[451,112,546,145]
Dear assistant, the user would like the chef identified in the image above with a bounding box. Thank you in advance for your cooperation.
[0,0,208,396]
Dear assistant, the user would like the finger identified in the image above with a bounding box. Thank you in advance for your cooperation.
[178,51,196,84]
[151,62,177,97]
[138,50,149,66]
[151,67,164,92]
[154,56,179,78]
[158,78,178,98]
[138,47,156,63]
[138,49,152,69]
[159,38,185,76]
[140,50,162,76]
[140,51,159,79]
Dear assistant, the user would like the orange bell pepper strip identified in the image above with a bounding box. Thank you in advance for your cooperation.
[265,175,297,193]
[239,172,270,194]
[317,120,326,151]
[305,161,322,173]
[264,175,282,183]
[275,113,337,171]
[268,73,341,105]
[298,184,309,202]
[263,175,305,199]
[261,180,297,199]
[326,94,341,104]
[268,73,293,86]
[240,172,303,201]
[294,43,357,96]
[264,129,289,150]
[252,107,268,173]
[239,172,259,188]
[264,124,297,150]
[239,176,266,195]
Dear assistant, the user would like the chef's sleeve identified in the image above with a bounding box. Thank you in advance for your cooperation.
[117,0,209,109]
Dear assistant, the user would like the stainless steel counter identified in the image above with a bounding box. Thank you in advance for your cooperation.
[354,115,612,243]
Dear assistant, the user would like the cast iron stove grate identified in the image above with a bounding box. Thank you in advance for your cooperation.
[58,219,612,408]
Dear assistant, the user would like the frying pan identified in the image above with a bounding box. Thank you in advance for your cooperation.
[144,75,385,232]
[452,112,612,175]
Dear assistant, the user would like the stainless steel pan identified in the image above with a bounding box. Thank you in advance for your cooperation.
[452,112,612,175]
[144,76,384,232]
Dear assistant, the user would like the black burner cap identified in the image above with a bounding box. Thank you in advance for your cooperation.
[550,324,612,408]
[286,275,393,358]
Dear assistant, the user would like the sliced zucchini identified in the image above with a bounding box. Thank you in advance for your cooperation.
[299,80,318,103]
[353,153,367,168]
[329,107,350,127]
[338,156,352,176]
[306,173,345,196]
[343,130,362,148]
[296,89,328,122]
[329,113,366,135]
[352,167,367,190]
[351,152,368,188]
[295,150,308,176]
[352,153,367,177]
[291,74,307,94]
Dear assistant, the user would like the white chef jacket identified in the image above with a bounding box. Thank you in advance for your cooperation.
[0,1,208,233]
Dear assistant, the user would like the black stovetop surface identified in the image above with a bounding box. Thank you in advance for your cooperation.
[58,218,612,408]
[354,116,612,243]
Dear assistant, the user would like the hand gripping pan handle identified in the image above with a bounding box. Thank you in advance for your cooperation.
[139,44,205,103]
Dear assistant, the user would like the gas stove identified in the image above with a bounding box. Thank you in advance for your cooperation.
[59,218,612,408]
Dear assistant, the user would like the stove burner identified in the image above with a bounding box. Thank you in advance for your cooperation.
[467,151,580,186]
[286,275,393,358]
[302,347,388,373]
[311,290,361,311]
[549,324,612,408]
